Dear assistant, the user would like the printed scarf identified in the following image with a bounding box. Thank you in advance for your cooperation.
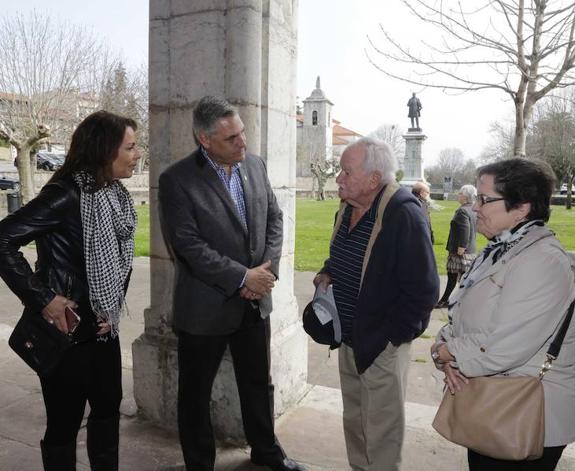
[449,219,544,307]
[74,172,136,337]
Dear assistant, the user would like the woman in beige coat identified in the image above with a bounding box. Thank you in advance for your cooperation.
[431,158,575,470]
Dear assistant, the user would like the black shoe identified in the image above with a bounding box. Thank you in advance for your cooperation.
[251,456,307,471]
[435,301,448,309]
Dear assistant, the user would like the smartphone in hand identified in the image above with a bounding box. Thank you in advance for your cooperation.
[65,306,81,334]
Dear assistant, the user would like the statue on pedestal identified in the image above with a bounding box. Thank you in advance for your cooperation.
[407,93,422,130]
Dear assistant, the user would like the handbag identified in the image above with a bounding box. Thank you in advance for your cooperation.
[8,311,77,377]
[432,299,575,461]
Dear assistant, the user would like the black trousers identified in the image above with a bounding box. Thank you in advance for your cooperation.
[177,306,284,471]
[468,446,566,471]
[438,272,459,304]
[40,337,122,446]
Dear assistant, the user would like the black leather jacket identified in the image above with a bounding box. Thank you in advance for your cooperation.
[0,176,101,339]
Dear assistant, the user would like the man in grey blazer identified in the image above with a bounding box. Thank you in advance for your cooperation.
[159,96,305,471]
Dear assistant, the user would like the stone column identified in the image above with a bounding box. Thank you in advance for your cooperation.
[132,0,307,442]
[401,130,427,187]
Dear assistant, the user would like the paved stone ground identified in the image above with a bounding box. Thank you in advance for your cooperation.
[0,250,573,470]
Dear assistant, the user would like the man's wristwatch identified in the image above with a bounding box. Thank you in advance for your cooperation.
[431,349,440,361]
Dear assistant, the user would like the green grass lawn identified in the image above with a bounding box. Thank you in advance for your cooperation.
[134,199,575,274]
[135,204,150,257]
[294,198,575,274]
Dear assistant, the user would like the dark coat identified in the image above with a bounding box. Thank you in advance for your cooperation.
[446,203,477,254]
[0,177,109,339]
[159,149,283,336]
[323,186,439,373]
[416,196,434,244]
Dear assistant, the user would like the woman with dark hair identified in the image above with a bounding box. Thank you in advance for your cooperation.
[0,110,140,470]
[431,159,575,470]
[435,184,477,308]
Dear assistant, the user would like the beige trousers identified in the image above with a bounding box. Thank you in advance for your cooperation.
[338,342,411,471]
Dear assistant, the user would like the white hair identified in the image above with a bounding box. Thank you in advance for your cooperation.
[351,137,398,185]
[459,184,477,203]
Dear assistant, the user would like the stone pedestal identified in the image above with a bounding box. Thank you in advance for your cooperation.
[401,129,427,187]
[133,0,308,442]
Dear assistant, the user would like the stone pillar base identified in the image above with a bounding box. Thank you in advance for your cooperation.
[401,131,427,186]
[132,306,308,443]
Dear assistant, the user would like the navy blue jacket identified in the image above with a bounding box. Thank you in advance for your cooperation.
[323,186,439,373]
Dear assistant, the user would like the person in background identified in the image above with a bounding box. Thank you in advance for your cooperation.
[0,110,140,470]
[432,159,575,470]
[435,184,477,308]
[412,181,434,243]
[314,137,438,471]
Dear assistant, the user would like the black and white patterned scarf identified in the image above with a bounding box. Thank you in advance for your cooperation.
[74,172,136,338]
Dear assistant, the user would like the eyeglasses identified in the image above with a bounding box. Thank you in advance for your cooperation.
[477,194,505,206]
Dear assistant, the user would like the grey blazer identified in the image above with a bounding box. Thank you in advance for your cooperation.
[159,149,283,335]
[446,203,476,254]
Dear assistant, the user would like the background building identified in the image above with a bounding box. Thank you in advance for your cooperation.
[296,77,361,179]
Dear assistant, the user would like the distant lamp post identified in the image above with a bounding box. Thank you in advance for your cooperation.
[443,175,452,200]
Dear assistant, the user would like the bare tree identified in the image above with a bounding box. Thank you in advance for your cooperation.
[479,120,517,164]
[367,0,575,158]
[527,93,575,207]
[425,147,476,189]
[0,11,116,202]
[101,62,149,173]
[437,147,466,175]
[131,66,150,174]
[369,124,405,162]
[310,159,339,201]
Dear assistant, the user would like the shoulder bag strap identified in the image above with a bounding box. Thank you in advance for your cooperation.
[540,299,575,378]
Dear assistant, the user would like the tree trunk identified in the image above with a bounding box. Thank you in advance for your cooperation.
[316,177,326,201]
[311,173,317,200]
[16,145,35,203]
[514,104,527,158]
[567,172,573,210]
[135,156,146,174]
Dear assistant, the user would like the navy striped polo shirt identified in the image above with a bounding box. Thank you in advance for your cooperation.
[330,190,383,346]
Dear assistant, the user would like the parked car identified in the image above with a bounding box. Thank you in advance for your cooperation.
[36,152,65,171]
[561,184,568,195]
[0,176,20,192]
[13,152,65,171]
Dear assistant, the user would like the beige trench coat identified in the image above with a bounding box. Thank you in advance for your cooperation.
[438,225,575,447]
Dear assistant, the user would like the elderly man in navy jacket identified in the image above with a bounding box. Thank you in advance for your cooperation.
[314,137,439,471]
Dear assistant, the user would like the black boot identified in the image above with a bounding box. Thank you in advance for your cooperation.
[40,439,76,471]
[86,414,119,471]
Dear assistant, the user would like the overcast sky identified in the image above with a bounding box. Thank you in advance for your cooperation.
[2,0,516,167]
[297,0,516,166]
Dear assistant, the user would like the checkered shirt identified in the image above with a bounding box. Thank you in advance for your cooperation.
[201,147,247,231]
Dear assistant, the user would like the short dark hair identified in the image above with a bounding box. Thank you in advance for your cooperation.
[477,158,556,222]
[54,110,137,189]
[192,96,238,145]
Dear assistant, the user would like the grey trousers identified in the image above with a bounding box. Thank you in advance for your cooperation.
[338,342,411,471]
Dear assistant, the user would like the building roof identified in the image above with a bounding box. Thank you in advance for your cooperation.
[333,123,362,137]
[303,76,334,104]
[333,135,348,145]
[0,91,29,103]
